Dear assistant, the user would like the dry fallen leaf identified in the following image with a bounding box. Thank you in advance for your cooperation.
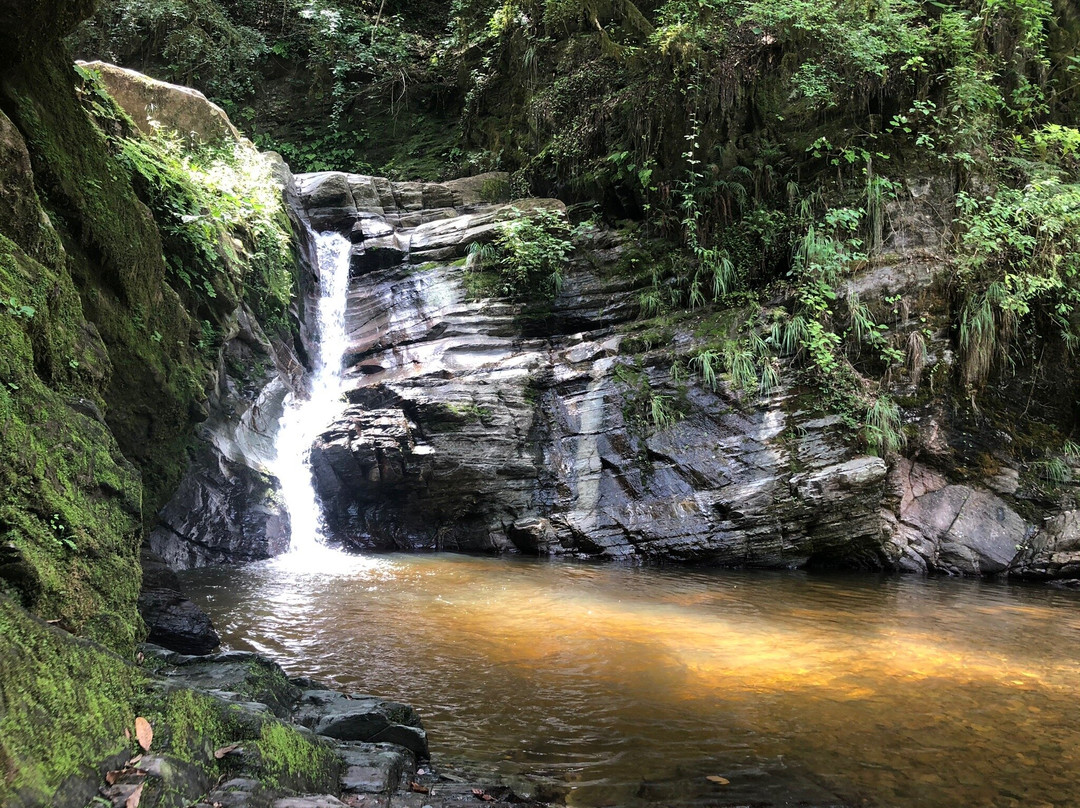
[125,782,143,808]
[409,781,429,794]
[106,765,146,786]
[134,717,153,752]
[213,743,243,759]
[706,775,730,785]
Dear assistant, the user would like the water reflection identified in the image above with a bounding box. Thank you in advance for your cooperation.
[181,553,1080,807]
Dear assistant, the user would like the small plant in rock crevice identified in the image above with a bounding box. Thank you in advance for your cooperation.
[466,206,574,300]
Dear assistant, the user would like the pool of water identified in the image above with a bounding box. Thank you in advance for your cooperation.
[180,550,1080,807]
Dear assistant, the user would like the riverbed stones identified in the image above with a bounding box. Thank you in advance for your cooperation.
[337,742,415,794]
[293,690,429,759]
[149,649,302,718]
[147,648,432,761]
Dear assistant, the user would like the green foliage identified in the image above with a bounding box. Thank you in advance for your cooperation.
[689,321,780,399]
[738,0,930,107]
[953,133,1080,387]
[73,0,434,174]
[1027,440,1080,487]
[2,296,36,319]
[72,0,268,101]
[613,362,684,430]
[467,207,574,299]
[862,394,906,456]
[118,131,295,331]
[256,721,340,790]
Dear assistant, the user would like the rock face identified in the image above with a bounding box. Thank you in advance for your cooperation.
[885,459,1033,575]
[87,67,317,572]
[287,170,1076,577]
[146,305,299,570]
[287,173,877,566]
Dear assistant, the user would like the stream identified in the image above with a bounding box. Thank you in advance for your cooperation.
[181,553,1080,807]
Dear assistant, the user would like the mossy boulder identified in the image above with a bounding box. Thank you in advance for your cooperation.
[0,595,145,808]
[79,59,243,144]
[0,231,144,651]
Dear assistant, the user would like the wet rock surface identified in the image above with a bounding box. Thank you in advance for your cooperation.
[145,262,306,573]
[138,550,220,654]
[289,173,907,570]
[288,170,1080,578]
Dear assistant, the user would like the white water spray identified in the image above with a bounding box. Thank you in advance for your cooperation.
[272,231,353,559]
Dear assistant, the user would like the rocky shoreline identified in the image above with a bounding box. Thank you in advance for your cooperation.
[86,642,548,808]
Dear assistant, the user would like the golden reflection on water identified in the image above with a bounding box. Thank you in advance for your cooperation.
[182,553,1080,807]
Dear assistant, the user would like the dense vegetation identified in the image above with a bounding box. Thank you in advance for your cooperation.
[72,0,1080,456]
[0,54,297,653]
[0,3,315,800]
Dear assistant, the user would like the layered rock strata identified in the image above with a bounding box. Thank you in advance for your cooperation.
[287,171,1046,574]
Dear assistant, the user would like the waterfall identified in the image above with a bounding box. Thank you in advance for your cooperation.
[272,230,352,557]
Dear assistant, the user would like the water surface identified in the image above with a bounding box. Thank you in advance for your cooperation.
[181,553,1080,807]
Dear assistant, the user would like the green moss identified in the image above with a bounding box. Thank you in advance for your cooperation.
[0,235,143,652]
[0,596,145,806]
[444,401,494,423]
[462,268,504,299]
[0,597,343,803]
[1,44,212,517]
[150,687,236,768]
[255,722,340,792]
[233,657,300,717]
[140,679,339,793]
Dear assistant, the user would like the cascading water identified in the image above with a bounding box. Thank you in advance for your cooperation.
[272,230,353,559]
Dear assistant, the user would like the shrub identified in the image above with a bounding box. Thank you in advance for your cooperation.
[467,206,574,299]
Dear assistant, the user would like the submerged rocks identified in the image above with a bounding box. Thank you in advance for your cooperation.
[294,691,428,758]
[127,646,534,808]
